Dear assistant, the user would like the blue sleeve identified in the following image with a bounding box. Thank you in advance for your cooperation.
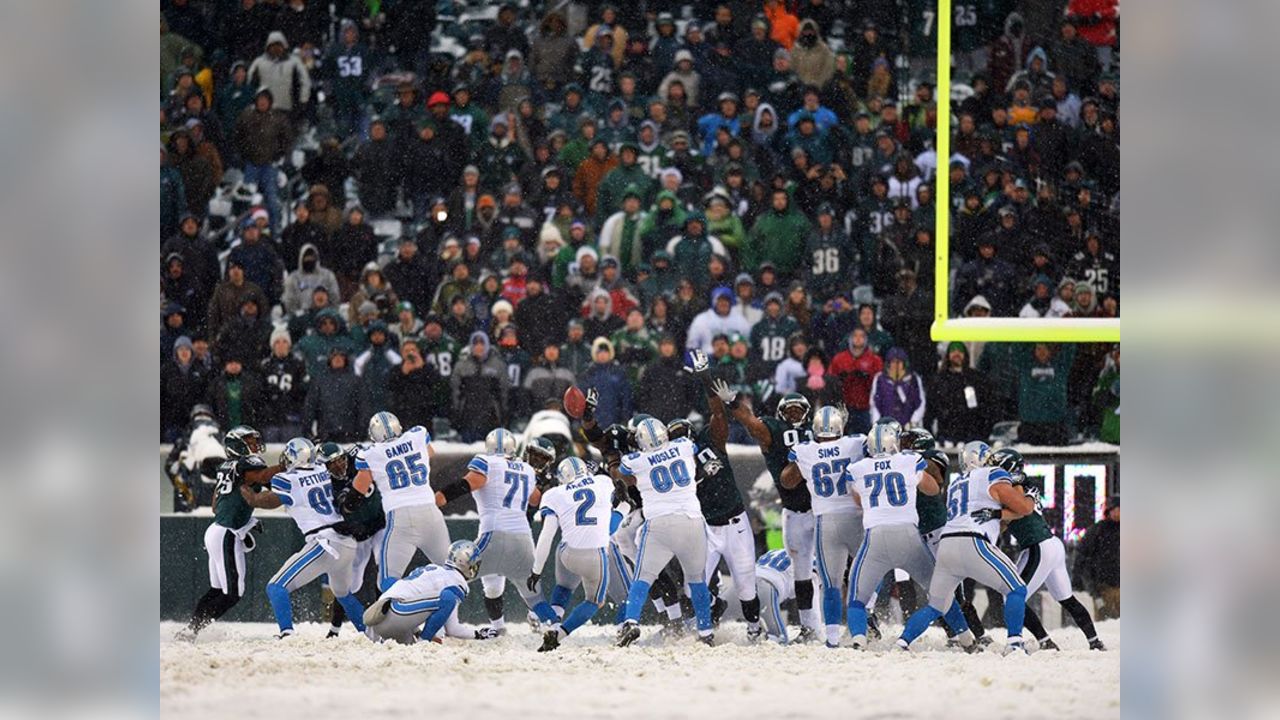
[915,458,928,473]
[270,478,292,493]
[540,507,557,519]
[411,426,432,443]
[988,469,1012,484]
[787,450,797,462]
[354,455,369,471]
[274,492,294,506]
[619,458,634,476]
[419,587,464,640]
[467,457,489,474]
[609,511,623,534]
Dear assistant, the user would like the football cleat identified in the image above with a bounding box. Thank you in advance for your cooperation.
[850,634,867,650]
[173,627,197,643]
[1089,638,1107,651]
[538,628,562,652]
[796,626,820,644]
[697,633,715,646]
[746,622,764,643]
[895,638,911,652]
[866,614,882,640]
[1002,638,1028,656]
[275,628,295,640]
[326,626,341,639]
[1039,637,1061,651]
[616,622,641,647]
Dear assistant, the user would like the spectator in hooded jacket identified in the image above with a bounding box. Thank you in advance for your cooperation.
[685,287,753,353]
[161,336,210,441]
[246,31,312,113]
[928,342,995,443]
[328,206,378,299]
[827,327,883,434]
[303,348,369,442]
[233,88,292,234]
[579,337,632,428]
[354,320,402,412]
[869,347,926,427]
[1015,342,1077,445]
[743,188,811,280]
[523,342,577,411]
[281,242,340,314]
[790,19,834,90]
[258,326,308,442]
[214,296,271,366]
[227,219,284,307]
[451,331,511,442]
[295,307,357,378]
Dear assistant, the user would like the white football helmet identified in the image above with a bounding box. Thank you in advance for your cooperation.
[633,417,669,452]
[961,441,992,471]
[368,411,403,443]
[485,427,519,458]
[811,405,846,440]
[282,437,316,470]
[556,457,591,485]
[445,539,482,581]
[866,421,900,457]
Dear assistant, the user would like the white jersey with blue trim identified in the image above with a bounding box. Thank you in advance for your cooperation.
[468,454,536,535]
[941,466,1013,542]
[847,451,928,529]
[755,550,795,599]
[271,464,342,534]
[620,437,702,520]
[356,426,434,513]
[787,436,866,517]
[540,474,613,549]
[384,563,469,604]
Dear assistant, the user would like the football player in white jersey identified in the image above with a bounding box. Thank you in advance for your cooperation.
[530,458,617,651]
[347,411,452,591]
[364,540,497,644]
[754,550,797,644]
[240,438,369,639]
[780,406,867,647]
[440,428,559,634]
[844,423,972,649]
[613,418,715,646]
[897,446,1036,654]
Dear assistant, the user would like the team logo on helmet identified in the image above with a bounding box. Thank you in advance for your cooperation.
[224,425,262,458]
[961,441,992,471]
[445,539,482,580]
[282,437,316,470]
[633,417,669,452]
[556,457,591,485]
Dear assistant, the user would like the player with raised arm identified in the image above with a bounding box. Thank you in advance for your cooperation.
[363,540,497,644]
[529,457,618,651]
[731,391,822,641]
[344,411,451,591]
[614,418,716,646]
[754,550,797,644]
[896,443,1036,654]
[671,348,763,640]
[444,428,559,634]
[991,448,1107,651]
[318,441,385,638]
[843,423,973,649]
[780,406,867,647]
[240,438,369,639]
[176,426,282,640]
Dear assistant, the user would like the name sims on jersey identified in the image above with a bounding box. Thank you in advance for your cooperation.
[384,441,414,459]
[818,446,842,459]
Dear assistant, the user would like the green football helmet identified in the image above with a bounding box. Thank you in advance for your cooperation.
[224,426,262,458]
[986,447,1026,483]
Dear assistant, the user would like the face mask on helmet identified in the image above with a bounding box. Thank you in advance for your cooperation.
[283,437,316,470]
[556,457,590,485]
[445,540,481,580]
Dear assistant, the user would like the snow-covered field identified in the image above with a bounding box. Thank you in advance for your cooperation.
[161,619,1119,719]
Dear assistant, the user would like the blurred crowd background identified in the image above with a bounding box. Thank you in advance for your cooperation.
[159,0,1120,447]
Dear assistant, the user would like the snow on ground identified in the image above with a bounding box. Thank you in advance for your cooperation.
[161,620,1119,719]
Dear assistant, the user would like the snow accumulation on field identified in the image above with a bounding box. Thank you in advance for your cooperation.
[161,620,1120,720]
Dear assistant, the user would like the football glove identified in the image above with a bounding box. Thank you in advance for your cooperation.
[970,508,1002,523]
[583,387,599,421]
[526,572,541,593]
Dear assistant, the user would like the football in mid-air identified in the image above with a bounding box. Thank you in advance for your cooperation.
[563,385,587,418]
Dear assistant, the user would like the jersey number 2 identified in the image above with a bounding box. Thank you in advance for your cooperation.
[573,488,597,526]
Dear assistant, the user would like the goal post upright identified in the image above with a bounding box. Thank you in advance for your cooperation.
[929,0,1120,344]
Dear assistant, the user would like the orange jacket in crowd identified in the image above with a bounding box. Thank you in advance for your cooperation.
[765,1,799,50]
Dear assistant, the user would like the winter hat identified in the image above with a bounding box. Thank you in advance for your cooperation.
[173,335,194,355]
[885,347,909,365]
[710,286,734,305]
[269,326,292,347]
[763,291,784,307]
[734,272,755,288]
[358,300,378,317]
[491,299,514,318]
[946,341,967,355]
[427,91,450,107]
[591,336,615,361]
[674,49,693,64]
[963,295,992,314]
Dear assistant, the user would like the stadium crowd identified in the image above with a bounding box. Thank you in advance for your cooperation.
[160,0,1120,448]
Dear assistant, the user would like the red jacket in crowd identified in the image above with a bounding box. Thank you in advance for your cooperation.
[828,348,883,411]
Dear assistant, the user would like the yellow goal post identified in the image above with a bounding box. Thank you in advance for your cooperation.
[931,0,1120,343]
